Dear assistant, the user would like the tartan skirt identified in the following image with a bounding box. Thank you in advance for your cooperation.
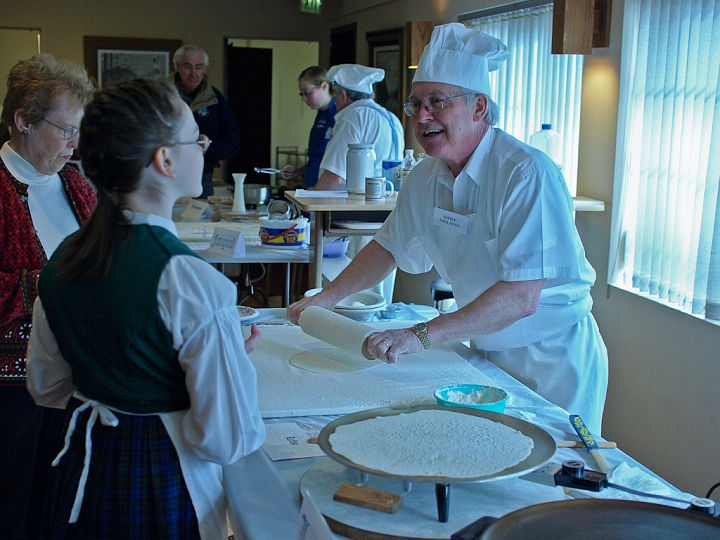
[43,403,201,540]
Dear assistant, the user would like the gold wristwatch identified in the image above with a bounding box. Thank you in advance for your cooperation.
[412,322,431,349]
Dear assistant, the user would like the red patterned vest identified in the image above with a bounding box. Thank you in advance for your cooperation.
[0,159,96,385]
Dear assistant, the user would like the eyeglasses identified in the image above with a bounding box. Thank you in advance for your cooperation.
[40,118,80,140]
[402,93,472,117]
[298,85,318,97]
[170,134,212,154]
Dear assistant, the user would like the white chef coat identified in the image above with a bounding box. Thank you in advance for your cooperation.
[26,212,266,539]
[374,127,608,433]
[319,99,404,183]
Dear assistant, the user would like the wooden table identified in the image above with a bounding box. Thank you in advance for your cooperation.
[284,191,397,288]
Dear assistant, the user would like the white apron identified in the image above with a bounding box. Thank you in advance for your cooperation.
[418,165,607,434]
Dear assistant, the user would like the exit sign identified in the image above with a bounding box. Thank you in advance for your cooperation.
[300,0,321,14]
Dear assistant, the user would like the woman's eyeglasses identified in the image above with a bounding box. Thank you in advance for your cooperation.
[171,134,212,154]
[40,118,79,140]
[298,85,318,98]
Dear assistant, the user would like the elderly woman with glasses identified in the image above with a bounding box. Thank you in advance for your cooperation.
[0,53,96,539]
[26,78,264,538]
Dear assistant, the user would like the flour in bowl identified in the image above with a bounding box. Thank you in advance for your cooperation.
[328,409,533,478]
[446,389,501,405]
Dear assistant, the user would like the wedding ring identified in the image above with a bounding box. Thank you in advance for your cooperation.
[381,340,390,349]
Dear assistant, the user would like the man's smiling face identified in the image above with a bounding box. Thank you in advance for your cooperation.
[410,82,487,175]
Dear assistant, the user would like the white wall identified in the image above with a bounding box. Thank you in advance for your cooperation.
[2,0,328,94]
[0,28,41,110]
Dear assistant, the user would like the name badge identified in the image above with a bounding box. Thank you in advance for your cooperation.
[180,199,209,221]
[433,207,469,235]
[207,227,246,257]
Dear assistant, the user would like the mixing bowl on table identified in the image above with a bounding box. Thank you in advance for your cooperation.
[304,289,386,321]
[322,237,349,258]
[435,384,509,413]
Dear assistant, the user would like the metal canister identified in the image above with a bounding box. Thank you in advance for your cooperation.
[346,143,375,194]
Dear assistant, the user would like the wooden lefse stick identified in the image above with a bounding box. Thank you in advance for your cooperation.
[556,440,616,449]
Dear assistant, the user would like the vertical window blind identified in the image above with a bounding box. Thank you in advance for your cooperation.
[464,4,584,194]
[609,0,720,321]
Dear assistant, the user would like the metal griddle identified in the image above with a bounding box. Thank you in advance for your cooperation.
[317,405,557,522]
[470,498,720,539]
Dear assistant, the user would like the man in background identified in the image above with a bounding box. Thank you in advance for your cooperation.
[314,64,404,191]
[172,45,240,198]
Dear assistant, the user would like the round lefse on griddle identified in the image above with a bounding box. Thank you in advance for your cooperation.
[318,405,556,483]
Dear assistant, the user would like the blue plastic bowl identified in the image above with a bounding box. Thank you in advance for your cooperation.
[434,384,508,413]
[323,238,349,258]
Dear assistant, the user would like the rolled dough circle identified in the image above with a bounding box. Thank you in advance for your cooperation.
[290,348,383,374]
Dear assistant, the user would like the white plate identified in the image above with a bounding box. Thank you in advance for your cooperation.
[332,221,382,230]
[237,306,259,322]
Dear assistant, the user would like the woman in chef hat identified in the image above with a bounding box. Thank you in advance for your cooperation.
[26,78,265,539]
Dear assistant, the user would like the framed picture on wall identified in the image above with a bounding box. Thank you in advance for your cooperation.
[83,36,182,88]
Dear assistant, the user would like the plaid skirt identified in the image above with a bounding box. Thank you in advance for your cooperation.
[43,402,201,540]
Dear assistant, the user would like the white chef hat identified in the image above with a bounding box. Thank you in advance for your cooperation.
[413,23,508,99]
[327,64,385,95]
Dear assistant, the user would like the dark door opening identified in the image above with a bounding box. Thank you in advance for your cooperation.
[226,45,273,185]
[330,23,357,66]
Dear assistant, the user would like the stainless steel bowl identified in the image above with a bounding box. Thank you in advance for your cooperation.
[244,184,271,207]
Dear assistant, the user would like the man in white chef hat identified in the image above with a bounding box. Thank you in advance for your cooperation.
[290,24,608,434]
[314,64,404,191]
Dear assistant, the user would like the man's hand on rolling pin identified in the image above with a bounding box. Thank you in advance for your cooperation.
[364,328,424,363]
[244,324,262,354]
[287,293,336,325]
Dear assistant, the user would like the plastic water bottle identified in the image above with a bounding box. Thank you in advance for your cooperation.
[400,149,416,190]
[529,124,562,170]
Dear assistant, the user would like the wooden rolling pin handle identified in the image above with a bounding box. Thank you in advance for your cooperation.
[590,448,613,473]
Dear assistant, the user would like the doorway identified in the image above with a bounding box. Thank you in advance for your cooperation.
[330,23,357,66]
[225,38,319,186]
[226,46,272,185]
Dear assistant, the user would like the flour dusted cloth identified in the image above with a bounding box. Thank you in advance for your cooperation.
[247,324,498,418]
[298,306,374,355]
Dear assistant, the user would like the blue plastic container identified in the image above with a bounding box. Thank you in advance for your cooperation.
[434,384,508,413]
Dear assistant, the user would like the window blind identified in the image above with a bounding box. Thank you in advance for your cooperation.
[609,0,720,321]
[464,4,584,194]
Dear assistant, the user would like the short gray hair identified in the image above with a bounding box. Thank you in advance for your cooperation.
[173,45,209,69]
[459,87,499,126]
[332,82,373,101]
[1,54,94,128]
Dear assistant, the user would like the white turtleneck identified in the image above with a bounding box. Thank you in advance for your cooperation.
[1,142,81,257]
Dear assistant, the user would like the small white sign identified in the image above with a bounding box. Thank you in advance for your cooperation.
[207,227,246,258]
[297,490,335,540]
[181,199,209,221]
[262,423,326,461]
[433,207,469,235]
